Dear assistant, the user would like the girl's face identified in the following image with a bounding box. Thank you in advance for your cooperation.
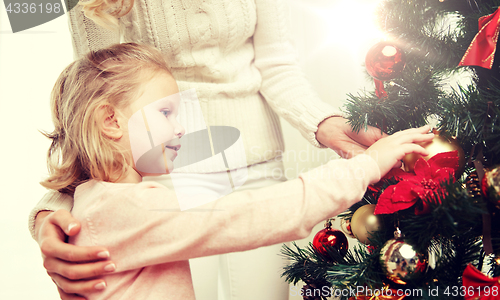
[124,72,185,176]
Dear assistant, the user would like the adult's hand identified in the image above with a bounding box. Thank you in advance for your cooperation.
[35,210,116,300]
[316,116,388,158]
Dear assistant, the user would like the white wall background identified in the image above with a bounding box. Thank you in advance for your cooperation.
[0,0,382,299]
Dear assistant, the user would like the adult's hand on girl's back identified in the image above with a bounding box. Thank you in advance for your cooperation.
[35,210,116,300]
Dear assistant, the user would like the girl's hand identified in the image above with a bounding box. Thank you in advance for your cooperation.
[35,210,115,300]
[364,125,434,177]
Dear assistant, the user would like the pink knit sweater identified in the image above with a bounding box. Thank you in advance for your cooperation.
[69,155,380,299]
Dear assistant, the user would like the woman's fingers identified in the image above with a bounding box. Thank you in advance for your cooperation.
[44,254,115,280]
[40,235,110,263]
[347,123,388,147]
[48,209,82,236]
[57,287,87,300]
[56,286,87,300]
[51,272,107,295]
[36,209,112,298]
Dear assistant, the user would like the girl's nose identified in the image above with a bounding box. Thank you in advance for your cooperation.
[175,121,185,138]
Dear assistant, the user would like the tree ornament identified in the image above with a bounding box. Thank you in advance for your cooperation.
[366,42,406,81]
[340,218,356,238]
[350,204,383,244]
[312,219,348,257]
[459,7,500,69]
[466,170,482,198]
[482,166,500,209]
[365,41,406,99]
[462,264,500,300]
[402,129,465,175]
[379,229,428,285]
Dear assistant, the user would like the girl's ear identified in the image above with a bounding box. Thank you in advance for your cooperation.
[98,104,124,140]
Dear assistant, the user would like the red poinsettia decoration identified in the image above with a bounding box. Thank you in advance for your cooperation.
[462,264,500,300]
[374,151,459,215]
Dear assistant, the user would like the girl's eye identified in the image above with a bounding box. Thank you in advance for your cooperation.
[161,110,170,117]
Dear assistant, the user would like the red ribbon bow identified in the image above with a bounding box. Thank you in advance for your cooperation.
[459,7,500,69]
[462,264,500,300]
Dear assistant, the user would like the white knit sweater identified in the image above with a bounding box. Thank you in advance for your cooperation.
[29,0,342,237]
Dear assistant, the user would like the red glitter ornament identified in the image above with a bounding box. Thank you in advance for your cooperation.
[312,228,348,257]
[365,42,406,81]
[365,41,406,99]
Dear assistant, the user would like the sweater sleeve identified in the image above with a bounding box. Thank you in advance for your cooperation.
[28,190,74,239]
[253,0,344,148]
[67,4,121,60]
[73,154,380,272]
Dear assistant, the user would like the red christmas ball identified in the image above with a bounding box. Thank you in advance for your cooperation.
[365,41,406,81]
[312,228,348,256]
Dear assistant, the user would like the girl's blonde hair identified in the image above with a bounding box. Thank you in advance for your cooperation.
[79,0,134,30]
[41,43,171,195]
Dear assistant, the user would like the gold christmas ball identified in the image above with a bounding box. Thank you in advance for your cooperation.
[402,129,465,175]
[350,204,383,244]
[379,238,428,285]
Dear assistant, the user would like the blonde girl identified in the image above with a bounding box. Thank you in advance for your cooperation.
[32,1,396,299]
[40,42,434,300]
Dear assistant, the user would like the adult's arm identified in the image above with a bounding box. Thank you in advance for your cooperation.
[253,0,386,155]
[30,192,116,299]
[35,210,115,299]
[28,190,73,239]
[72,154,381,272]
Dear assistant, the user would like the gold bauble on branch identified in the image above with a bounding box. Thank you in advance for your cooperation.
[402,129,465,175]
[379,238,428,285]
[350,204,384,244]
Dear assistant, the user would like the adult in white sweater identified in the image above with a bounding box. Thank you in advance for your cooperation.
[32,1,386,300]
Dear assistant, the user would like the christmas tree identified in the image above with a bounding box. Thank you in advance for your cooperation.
[282,1,500,299]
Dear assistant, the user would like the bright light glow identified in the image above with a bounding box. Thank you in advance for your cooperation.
[309,0,385,58]
[382,46,397,57]
[400,244,417,259]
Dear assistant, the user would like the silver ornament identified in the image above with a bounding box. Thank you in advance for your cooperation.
[379,238,428,284]
[340,218,356,238]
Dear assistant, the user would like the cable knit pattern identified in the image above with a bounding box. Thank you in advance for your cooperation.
[68,5,120,59]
